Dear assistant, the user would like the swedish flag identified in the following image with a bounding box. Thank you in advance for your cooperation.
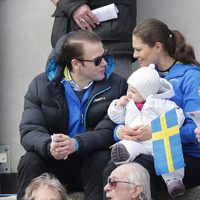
[151,108,185,175]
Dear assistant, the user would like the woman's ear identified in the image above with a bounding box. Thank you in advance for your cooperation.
[154,42,162,54]
[131,185,143,199]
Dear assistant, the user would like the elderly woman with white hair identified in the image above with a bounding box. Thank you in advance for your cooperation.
[24,173,71,200]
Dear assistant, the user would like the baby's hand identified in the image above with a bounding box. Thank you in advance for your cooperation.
[116,96,130,107]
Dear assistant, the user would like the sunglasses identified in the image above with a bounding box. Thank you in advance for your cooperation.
[78,49,108,66]
[107,177,135,190]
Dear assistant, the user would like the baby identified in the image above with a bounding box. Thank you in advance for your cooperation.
[108,64,185,199]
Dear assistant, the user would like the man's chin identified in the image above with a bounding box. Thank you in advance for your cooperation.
[95,75,105,81]
[106,195,112,200]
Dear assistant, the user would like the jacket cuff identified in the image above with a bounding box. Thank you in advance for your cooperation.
[72,138,79,151]
[113,124,123,141]
[46,141,53,158]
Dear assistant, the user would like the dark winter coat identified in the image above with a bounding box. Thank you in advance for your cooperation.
[51,0,136,55]
[19,36,128,159]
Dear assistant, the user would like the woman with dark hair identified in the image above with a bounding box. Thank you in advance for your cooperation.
[104,18,200,200]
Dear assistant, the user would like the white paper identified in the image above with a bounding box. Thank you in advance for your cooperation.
[187,110,200,129]
[92,3,119,22]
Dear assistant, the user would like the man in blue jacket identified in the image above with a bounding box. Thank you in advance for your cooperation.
[17,30,127,200]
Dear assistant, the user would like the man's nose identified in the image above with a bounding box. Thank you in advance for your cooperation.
[104,183,110,191]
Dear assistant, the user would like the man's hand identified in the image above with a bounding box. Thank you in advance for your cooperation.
[72,4,99,30]
[50,133,77,160]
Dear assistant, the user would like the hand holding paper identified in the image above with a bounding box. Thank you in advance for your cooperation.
[92,3,119,22]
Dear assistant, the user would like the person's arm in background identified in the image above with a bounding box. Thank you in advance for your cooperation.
[57,0,99,30]
[51,0,60,6]
[72,4,99,30]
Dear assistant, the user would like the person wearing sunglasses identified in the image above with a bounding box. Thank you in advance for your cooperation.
[17,30,127,200]
[104,163,151,200]
[77,49,108,66]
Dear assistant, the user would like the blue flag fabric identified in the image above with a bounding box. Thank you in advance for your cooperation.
[151,108,185,175]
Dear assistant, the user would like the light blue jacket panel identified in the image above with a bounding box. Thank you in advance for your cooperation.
[165,63,200,157]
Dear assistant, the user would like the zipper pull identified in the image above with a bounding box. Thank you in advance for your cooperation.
[81,114,84,124]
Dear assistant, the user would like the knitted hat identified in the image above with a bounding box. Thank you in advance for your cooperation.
[127,64,161,100]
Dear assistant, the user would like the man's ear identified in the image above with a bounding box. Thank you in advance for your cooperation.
[71,59,81,71]
[131,185,143,199]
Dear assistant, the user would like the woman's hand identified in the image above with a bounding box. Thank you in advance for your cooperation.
[116,124,152,141]
[132,125,152,141]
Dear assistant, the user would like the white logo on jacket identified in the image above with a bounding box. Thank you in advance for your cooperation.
[93,97,106,102]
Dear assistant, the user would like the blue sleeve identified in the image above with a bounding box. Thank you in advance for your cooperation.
[180,118,197,144]
[113,124,123,141]
[72,138,79,151]
[178,69,200,144]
